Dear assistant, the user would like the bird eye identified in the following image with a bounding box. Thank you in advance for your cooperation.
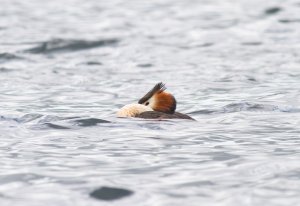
[145,102,149,106]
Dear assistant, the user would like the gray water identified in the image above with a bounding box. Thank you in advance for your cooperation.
[1,0,300,205]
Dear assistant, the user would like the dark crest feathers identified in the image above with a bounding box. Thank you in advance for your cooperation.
[138,82,166,104]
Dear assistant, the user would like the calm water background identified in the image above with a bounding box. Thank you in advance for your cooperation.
[1,0,300,205]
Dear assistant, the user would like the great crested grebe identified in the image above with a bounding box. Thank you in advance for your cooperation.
[117,82,194,120]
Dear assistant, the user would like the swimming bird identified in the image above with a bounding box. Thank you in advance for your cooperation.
[117,82,194,120]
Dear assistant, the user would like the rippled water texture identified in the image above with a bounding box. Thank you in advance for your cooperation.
[1,0,300,205]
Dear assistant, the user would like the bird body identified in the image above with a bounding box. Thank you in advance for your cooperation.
[117,83,194,120]
[117,103,153,117]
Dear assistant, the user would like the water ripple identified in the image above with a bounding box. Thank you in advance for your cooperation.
[1,0,300,205]
[24,38,119,54]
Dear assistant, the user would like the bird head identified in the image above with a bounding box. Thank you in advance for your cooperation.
[138,82,176,114]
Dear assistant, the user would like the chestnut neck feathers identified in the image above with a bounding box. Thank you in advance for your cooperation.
[138,82,176,114]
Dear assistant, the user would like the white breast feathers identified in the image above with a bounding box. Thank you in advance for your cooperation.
[117,103,153,117]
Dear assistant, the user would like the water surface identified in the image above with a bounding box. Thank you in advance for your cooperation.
[1,0,300,205]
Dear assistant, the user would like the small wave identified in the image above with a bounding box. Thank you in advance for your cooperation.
[43,123,71,130]
[137,63,153,68]
[279,19,300,24]
[187,109,217,115]
[264,7,282,16]
[222,102,288,113]
[37,115,79,124]
[15,114,78,123]
[16,113,44,123]
[90,186,133,201]
[190,102,300,115]
[85,61,103,65]
[0,53,23,62]
[24,38,119,54]
[241,42,263,46]
[0,67,16,73]
[0,173,47,183]
[74,118,111,127]
[10,114,110,129]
